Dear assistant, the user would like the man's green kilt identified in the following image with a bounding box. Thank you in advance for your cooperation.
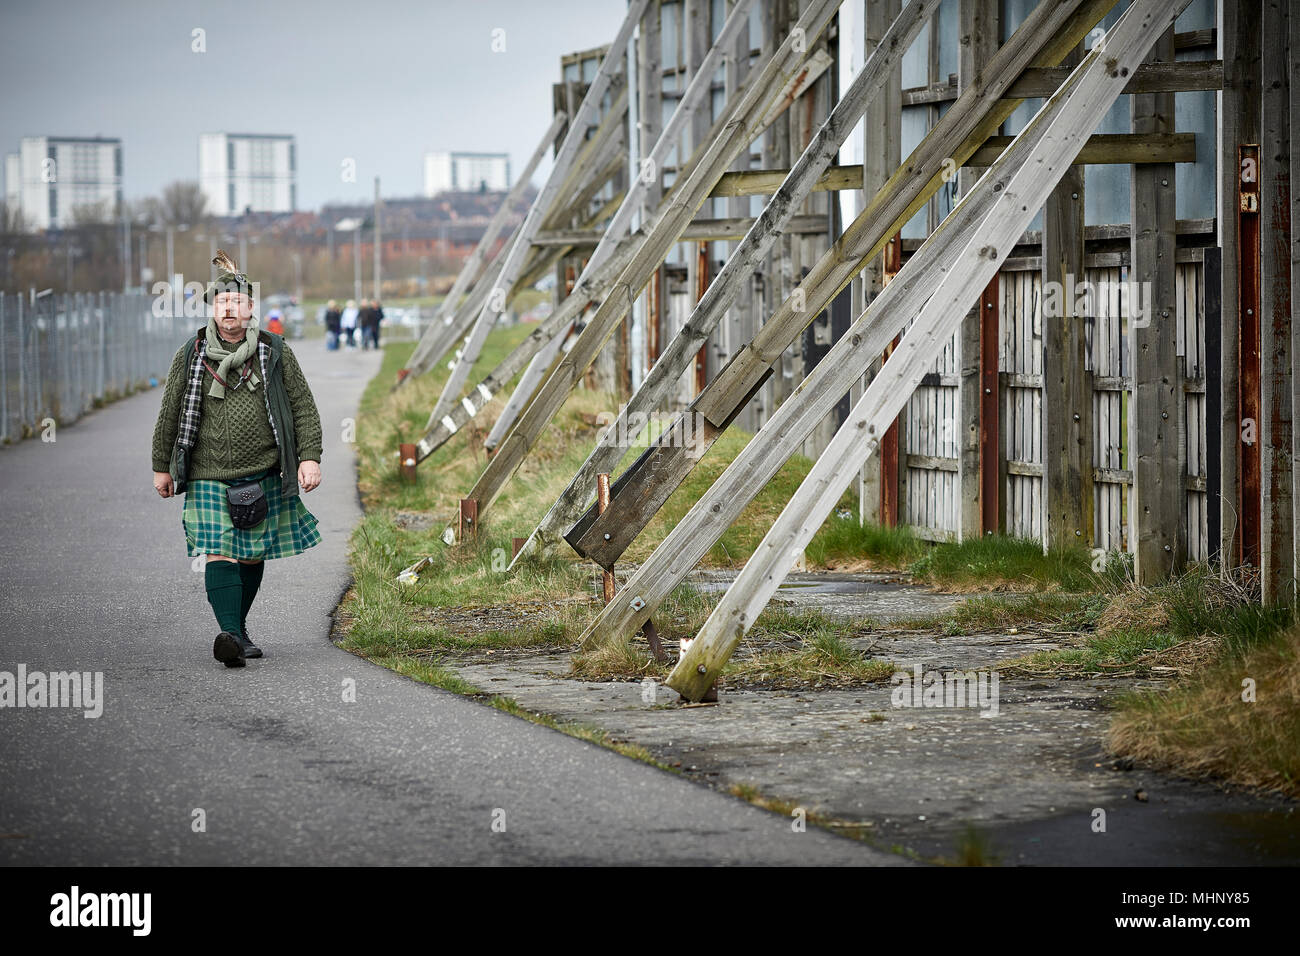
[182,467,320,559]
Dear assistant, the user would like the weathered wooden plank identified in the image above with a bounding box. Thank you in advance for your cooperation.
[665,0,1192,701]
[1006,60,1224,97]
[548,129,630,233]
[649,132,1196,202]
[1042,41,1093,550]
[541,84,631,233]
[1291,0,1300,583]
[484,320,573,453]
[906,59,1222,105]
[979,275,1000,534]
[907,453,958,472]
[1129,25,1183,583]
[709,163,866,196]
[968,132,1195,166]
[413,236,642,460]
[1205,246,1222,561]
[958,0,998,543]
[533,213,830,245]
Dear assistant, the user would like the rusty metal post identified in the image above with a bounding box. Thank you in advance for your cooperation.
[512,536,527,560]
[399,443,417,482]
[694,241,709,394]
[597,473,616,603]
[979,275,1001,535]
[595,472,667,662]
[1239,143,1262,568]
[878,232,904,526]
[458,497,478,543]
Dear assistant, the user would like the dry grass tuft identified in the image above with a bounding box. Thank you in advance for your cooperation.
[568,638,669,682]
[1107,625,1300,798]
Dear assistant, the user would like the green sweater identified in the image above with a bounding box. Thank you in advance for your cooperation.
[151,337,323,482]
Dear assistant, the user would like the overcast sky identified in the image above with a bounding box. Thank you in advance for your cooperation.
[0,0,630,209]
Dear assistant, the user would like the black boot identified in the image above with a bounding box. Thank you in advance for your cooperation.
[213,630,246,668]
[240,628,263,659]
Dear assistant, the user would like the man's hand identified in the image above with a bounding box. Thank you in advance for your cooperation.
[299,460,322,492]
[153,471,174,498]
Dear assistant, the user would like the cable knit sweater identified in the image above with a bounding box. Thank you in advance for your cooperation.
[151,336,323,481]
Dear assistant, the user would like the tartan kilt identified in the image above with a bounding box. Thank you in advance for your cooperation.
[183,467,320,559]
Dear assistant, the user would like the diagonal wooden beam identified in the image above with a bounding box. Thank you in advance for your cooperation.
[567,0,1118,569]
[666,0,1194,701]
[414,234,642,461]
[404,234,565,389]
[484,320,575,453]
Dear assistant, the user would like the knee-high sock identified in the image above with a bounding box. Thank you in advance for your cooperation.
[239,560,265,636]
[204,559,244,636]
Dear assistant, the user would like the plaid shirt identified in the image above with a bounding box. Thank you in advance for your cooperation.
[176,334,281,457]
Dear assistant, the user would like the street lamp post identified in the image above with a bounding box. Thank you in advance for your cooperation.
[353,221,361,302]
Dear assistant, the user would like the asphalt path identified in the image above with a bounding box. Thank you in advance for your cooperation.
[0,336,901,865]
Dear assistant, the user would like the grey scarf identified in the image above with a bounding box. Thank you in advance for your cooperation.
[204,315,262,398]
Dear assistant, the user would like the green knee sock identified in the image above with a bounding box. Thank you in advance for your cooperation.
[239,560,265,637]
[204,559,244,636]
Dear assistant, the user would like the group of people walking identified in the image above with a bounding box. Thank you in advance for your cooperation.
[324,299,384,350]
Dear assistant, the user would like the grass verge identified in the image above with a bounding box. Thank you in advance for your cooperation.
[1106,617,1300,798]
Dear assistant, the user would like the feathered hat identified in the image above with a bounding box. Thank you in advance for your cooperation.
[203,249,255,304]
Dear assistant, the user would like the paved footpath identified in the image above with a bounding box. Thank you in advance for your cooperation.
[0,337,901,865]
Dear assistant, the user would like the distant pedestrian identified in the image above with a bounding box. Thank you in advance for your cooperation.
[266,307,284,336]
[357,300,373,349]
[151,250,324,668]
[324,299,341,351]
[362,298,383,350]
[340,299,359,349]
[371,299,384,348]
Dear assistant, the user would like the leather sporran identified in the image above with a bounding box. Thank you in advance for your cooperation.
[225,478,268,529]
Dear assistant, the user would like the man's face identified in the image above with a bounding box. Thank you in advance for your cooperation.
[213,291,254,339]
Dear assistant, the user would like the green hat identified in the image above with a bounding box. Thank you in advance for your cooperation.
[204,249,255,304]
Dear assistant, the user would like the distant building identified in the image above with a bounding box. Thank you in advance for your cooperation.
[423,151,510,196]
[3,136,122,230]
[199,133,296,217]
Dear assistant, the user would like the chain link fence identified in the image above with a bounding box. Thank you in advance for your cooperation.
[0,291,196,444]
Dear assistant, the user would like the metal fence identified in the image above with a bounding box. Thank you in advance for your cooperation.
[0,291,195,444]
